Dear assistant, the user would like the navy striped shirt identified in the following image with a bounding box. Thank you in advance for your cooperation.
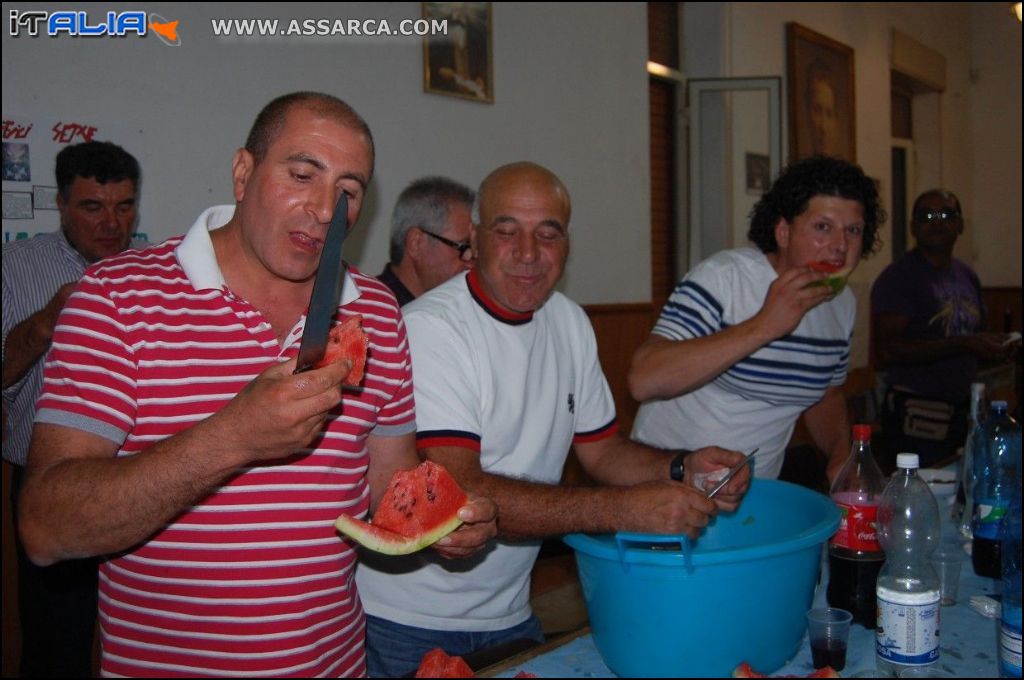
[631,247,854,479]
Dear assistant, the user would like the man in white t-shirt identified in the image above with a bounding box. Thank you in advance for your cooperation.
[629,155,884,483]
[356,161,751,677]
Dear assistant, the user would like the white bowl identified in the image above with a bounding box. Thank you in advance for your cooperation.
[919,468,957,502]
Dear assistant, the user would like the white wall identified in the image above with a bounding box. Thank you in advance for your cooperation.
[969,2,1022,288]
[1,2,650,304]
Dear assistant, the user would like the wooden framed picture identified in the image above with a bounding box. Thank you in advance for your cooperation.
[786,22,855,162]
[422,2,493,103]
[745,153,771,195]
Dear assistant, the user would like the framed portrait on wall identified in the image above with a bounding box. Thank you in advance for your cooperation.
[745,153,771,195]
[786,22,855,162]
[422,2,493,103]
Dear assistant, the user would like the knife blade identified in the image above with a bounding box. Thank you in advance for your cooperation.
[706,449,758,499]
[294,192,349,374]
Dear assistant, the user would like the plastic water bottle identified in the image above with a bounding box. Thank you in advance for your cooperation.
[828,424,886,628]
[955,382,985,539]
[973,401,1022,578]
[1000,479,1022,678]
[876,453,941,675]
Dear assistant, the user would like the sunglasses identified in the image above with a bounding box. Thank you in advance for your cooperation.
[913,208,961,223]
[420,228,473,261]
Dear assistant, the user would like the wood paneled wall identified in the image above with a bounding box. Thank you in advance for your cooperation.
[583,303,659,435]
[981,287,1023,334]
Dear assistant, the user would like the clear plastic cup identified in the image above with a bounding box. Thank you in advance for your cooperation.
[932,549,962,606]
[806,607,853,671]
[897,665,958,678]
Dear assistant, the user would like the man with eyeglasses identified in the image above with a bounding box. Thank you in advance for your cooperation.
[378,176,474,306]
[356,162,751,677]
[872,189,1016,467]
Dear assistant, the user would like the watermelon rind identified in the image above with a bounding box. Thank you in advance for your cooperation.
[334,512,464,555]
[335,460,469,554]
[807,263,855,295]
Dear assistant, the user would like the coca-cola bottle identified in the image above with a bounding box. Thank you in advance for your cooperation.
[828,424,887,628]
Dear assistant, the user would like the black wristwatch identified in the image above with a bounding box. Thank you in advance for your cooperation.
[669,450,692,482]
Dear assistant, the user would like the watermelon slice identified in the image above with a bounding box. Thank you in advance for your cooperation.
[733,662,768,678]
[733,661,840,678]
[334,460,468,555]
[806,260,856,295]
[314,314,368,386]
[414,648,474,678]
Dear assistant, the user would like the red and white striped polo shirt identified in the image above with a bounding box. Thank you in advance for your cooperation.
[35,206,415,678]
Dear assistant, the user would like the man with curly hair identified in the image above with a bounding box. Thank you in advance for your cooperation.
[628,155,884,483]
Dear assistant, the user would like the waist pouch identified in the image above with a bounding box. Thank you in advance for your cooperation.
[886,389,956,442]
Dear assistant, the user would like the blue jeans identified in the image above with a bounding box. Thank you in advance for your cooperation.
[364,613,545,678]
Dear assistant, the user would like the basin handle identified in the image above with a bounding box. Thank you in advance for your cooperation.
[613,533,688,573]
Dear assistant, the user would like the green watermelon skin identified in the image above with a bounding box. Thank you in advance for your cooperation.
[334,514,464,555]
[806,261,855,295]
[334,461,467,555]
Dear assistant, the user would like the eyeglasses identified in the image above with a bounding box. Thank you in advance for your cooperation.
[913,208,961,223]
[420,228,473,261]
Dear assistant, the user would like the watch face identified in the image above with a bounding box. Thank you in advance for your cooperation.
[671,453,686,481]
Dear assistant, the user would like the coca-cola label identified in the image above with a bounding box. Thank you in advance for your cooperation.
[832,501,880,551]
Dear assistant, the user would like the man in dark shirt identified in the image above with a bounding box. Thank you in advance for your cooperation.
[378,177,474,306]
[871,189,1015,466]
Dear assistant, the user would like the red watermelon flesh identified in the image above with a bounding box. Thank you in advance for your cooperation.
[806,260,856,295]
[414,648,474,678]
[733,661,840,678]
[314,314,368,386]
[733,662,768,678]
[334,461,468,555]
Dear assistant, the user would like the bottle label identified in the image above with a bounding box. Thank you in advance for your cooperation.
[1001,607,1023,675]
[876,587,941,667]
[974,499,1009,540]
[831,501,880,552]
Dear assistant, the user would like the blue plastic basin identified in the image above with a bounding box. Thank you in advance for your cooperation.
[564,479,840,678]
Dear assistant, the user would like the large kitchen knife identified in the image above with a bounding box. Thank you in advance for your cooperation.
[294,192,349,374]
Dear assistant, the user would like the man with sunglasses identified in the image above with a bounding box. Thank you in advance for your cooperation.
[378,176,474,306]
[872,189,1016,467]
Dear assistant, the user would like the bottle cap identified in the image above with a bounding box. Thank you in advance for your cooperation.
[992,400,1008,409]
[896,453,919,469]
[852,424,872,441]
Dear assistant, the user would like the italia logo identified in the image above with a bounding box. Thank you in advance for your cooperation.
[8,10,181,46]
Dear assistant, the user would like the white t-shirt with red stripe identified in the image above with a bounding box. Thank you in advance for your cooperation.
[34,205,415,678]
[356,270,617,632]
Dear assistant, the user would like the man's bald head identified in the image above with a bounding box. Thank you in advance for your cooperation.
[472,162,571,228]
